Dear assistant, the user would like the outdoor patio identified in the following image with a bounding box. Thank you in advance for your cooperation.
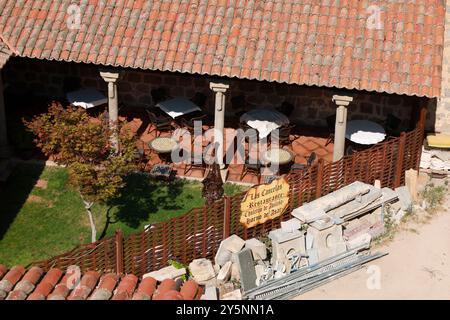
[121,109,335,184]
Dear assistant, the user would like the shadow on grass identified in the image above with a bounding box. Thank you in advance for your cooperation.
[0,162,45,240]
[99,174,186,238]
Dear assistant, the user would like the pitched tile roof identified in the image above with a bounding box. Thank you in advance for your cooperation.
[0,264,202,300]
[0,0,445,97]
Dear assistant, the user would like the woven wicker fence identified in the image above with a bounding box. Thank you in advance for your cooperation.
[30,126,424,277]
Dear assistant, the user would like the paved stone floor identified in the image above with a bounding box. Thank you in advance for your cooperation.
[123,111,334,184]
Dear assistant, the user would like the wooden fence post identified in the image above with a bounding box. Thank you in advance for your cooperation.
[315,159,324,198]
[416,103,428,171]
[394,132,406,188]
[115,228,124,274]
[223,196,231,239]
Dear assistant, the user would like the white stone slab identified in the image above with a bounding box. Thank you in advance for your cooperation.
[217,261,232,283]
[143,265,186,282]
[189,258,216,284]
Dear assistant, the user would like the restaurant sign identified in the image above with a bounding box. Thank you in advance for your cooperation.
[240,177,290,228]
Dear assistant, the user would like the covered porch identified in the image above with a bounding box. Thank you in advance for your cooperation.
[1,59,429,185]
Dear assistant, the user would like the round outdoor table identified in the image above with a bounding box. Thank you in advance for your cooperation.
[345,120,386,145]
[240,108,290,139]
[149,137,178,163]
[262,148,293,174]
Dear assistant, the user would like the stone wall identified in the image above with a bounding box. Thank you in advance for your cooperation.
[435,0,450,134]
[2,57,422,130]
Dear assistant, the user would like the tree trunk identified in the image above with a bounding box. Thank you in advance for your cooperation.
[82,199,97,243]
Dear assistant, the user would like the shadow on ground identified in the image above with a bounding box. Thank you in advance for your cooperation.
[99,174,188,238]
[0,162,45,240]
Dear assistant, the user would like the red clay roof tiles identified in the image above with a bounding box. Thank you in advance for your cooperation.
[0,1,445,98]
[0,264,200,300]
[0,38,13,68]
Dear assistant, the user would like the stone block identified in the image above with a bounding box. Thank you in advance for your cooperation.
[280,218,302,233]
[222,235,246,253]
[395,186,413,211]
[307,248,319,265]
[254,265,266,287]
[214,242,232,266]
[307,225,347,262]
[188,259,216,284]
[218,282,235,298]
[305,233,314,250]
[268,228,303,243]
[374,179,381,189]
[202,286,218,300]
[217,261,232,283]
[143,265,186,282]
[244,238,267,260]
[230,262,240,282]
[269,228,306,266]
[405,169,419,201]
[237,249,257,292]
[346,233,372,250]
[215,235,245,266]
[221,289,242,300]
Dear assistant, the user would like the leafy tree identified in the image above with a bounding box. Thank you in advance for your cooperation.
[25,102,137,242]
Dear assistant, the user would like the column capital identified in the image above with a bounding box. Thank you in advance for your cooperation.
[209,81,230,93]
[100,70,121,83]
[332,95,353,106]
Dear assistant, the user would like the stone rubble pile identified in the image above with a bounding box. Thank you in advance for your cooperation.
[420,147,450,172]
[144,181,415,300]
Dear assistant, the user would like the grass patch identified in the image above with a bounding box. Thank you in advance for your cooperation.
[0,163,246,267]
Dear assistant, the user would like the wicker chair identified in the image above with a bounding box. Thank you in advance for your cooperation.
[270,124,295,146]
[384,114,402,137]
[183,149,208,177]
[146,110,173,136]
[291,152,317,172]
[240,157,263,183]
[325,114,336,146]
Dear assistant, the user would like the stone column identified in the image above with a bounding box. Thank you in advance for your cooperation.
[100,71,120,151]
[332,95,353,162]
[209,81,229,170]
[0,73,9,158]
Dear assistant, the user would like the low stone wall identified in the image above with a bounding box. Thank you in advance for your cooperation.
[3,57,423,130]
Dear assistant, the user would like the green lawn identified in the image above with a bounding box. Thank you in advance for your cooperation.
[0,163,247,267]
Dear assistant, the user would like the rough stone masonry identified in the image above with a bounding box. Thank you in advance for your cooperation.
[436,1,450,134]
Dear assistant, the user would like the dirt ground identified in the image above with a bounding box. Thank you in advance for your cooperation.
[295,187,450,300]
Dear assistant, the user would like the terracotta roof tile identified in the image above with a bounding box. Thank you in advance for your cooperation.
[27,268,61,300]
[0,0,445,97]
[180,280,200,300]
[132,276,156,300]
[0,264,7,279]
[0,265,25,299]
[111,274,138,300]
[0,264,200,300]
[0,37,14,68]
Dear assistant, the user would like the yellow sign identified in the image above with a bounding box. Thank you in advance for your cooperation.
[240,177,290,228]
